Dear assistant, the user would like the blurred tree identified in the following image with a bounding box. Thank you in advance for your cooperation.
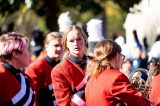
[31,0,60,31]
[113,0,141,12]
[0,0,141,32]
[0,0,102,31]
[0,0,25,16]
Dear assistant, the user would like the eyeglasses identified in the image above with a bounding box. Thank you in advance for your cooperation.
[121,54,125,60]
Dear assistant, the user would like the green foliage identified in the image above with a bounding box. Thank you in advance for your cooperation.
[0,0,141,35]
[106,1,127,37]
[0,0,25,17]
[58,0,102,14]
[113,0,141,12]
[31,0,46,16]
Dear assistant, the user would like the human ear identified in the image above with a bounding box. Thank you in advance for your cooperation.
[12,51,19,59]
[115,53,119,61]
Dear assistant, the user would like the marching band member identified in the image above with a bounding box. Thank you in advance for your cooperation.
[85,40,152,106]
[0,32,36,105]
[148,41,160,106]
[25,32,63,106]
[51,25,88,106]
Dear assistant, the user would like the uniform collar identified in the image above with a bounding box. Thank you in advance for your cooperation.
[68,55,87,64]
[68,54,87,70]
[44,55,60,67]
[3,62,21,75]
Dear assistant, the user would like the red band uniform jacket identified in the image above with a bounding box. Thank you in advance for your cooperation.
[25,56,60,106]
[85,68,151,106]
[0,62,35,105]
[51,55,87,106]
[149,74,160,106]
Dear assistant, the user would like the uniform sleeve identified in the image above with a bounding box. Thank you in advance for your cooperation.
[0,71,5,104]
[51,66,75,106]
[110,73,151,106]
[154,96,160,106]
[149,76,160,105]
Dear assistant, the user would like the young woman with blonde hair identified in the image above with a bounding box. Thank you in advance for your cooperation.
[25,32,63,106]
[51,25,89,106]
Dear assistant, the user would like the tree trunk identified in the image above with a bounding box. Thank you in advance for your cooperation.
[44,0,60,31]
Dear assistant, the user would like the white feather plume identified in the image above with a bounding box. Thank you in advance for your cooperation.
[124,0,160,53]
[87,19,105,42]
[115,36,125,48]
[58,12,72,33]
[148,41,160,59]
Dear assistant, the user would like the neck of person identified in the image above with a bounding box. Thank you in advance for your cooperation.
[6,60,22,70]
[47,54,59,61]
[109,59,120,70]
[72,53,85,59]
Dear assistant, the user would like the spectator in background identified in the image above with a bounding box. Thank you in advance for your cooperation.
[6,22,15,32]
[0,32,36,105]
[25,32,63,106]
[51,25,88,106]
[130,30,148,71]
[0,27,2,35]
[29,28,44,62]
[85,40,152,106]
[120,59,132,77]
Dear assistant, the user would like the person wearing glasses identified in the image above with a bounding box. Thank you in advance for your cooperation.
[0,32,35,105]
[85,40,152,106]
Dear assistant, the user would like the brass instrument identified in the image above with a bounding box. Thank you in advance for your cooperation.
[129,68,153,99]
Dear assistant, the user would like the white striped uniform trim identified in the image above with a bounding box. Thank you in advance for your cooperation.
[23,88,34,106]
[48,83,57,106]
[11,73,35,105]
[71,94,86,106]
[11,73,27,104]
[53,101,57,106]
[48,83,53,90]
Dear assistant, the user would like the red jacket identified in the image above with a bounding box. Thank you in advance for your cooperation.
[85,68,151,106]
[0,63,35,105]
[149,74,160,106]
[51,58,85,106]
[25,56,59,106]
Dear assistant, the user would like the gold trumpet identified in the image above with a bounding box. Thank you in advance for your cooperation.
[129,68,153,99]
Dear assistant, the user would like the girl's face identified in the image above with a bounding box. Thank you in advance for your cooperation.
[46,38,63,60]
[66,29,86,58]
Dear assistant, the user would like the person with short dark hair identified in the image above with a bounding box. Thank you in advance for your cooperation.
[29,28,44,62]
